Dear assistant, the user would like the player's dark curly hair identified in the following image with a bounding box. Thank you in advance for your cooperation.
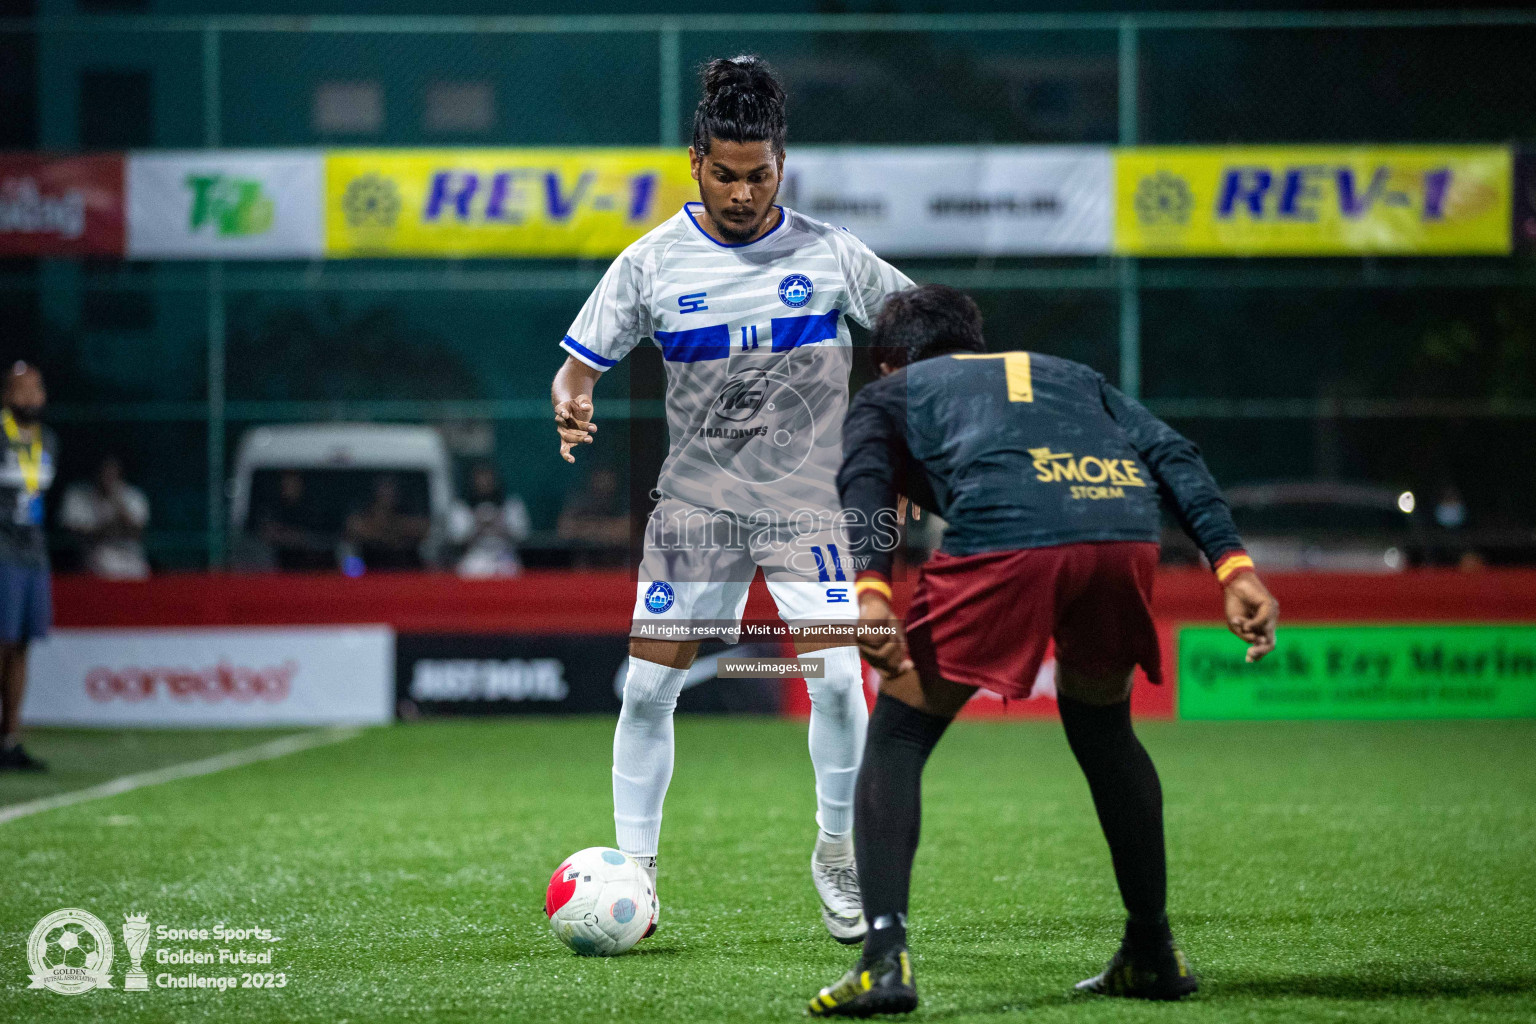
[868,285,986,373]
[691,55,787,155]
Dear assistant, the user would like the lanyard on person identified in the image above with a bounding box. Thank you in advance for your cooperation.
[1,408,41,496]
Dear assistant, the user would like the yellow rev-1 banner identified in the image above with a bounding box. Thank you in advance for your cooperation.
[1114,146,1511,256]
[325,149,696,258]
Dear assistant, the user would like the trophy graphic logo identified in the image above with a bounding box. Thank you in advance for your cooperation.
[122,913,150,991]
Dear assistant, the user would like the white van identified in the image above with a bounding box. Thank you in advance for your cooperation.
[229,424,454,571]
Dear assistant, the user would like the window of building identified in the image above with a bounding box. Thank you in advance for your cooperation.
[313,81,384,136]
[423,81,495,135]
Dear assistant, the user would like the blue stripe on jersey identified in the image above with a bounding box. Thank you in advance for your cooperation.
[561,335,618,369]
[654,324,730,362]
[770,309,841,352]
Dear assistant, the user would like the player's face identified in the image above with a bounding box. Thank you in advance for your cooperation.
[689,139,784,244]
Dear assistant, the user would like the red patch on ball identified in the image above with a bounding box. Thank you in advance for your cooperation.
[545,861,577,917]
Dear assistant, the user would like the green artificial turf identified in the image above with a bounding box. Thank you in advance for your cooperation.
[2,718,1533,1023]
[0,728,301,807]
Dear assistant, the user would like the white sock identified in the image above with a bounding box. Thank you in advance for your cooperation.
[815,828,855,866]
[612,657,689,857]
[803,646,869,838]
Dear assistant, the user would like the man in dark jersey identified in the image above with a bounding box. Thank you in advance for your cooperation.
[807,285,1277,1016]
[0,363,57,772]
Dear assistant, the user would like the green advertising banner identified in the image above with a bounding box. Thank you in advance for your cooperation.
[1179,625,1536,720]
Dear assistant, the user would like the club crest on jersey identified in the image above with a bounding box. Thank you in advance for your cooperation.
[644,581,675,614]
[778,274,813,309]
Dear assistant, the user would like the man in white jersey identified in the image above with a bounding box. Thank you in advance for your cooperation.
[550,56,912,944]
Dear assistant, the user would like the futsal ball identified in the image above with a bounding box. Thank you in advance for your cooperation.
[545,847,658,956]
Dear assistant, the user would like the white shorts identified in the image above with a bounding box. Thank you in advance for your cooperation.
[630,498,857,641]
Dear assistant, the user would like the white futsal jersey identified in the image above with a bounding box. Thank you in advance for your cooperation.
[562,203,913,523]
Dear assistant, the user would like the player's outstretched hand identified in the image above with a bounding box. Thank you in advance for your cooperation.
[857,591,913,678]
[555,396,597,463]
[1224,570,1278,663]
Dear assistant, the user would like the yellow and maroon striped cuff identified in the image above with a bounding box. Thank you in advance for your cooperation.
[1213,550,1255,584]
[854,572,893,601]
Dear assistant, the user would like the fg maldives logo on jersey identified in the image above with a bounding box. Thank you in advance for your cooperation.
[778,274,813,308]
[644,581,675,614]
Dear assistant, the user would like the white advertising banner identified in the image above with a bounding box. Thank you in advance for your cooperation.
[23,626,394,727]
[126,150,324,259]
[782,146,1112,255]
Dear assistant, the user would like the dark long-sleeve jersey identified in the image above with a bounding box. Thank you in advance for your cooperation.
[837,350,1248,581]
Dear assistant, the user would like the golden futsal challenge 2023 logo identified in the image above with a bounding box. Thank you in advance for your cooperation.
[25,909,285,996]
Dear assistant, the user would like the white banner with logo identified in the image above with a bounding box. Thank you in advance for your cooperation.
[23,626,394,726]
[126,150,324,259]
[782,146,1112,255]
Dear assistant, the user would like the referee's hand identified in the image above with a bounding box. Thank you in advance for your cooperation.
[1224,571,1278,663]
[857,591,913,678]
[554,396,597,463]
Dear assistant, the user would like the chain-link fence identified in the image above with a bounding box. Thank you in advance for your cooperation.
[3,10,1535,567]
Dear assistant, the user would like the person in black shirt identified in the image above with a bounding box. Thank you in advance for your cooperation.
[256,472,337,572]
[808,286,1278,1016]
[0,363,57,772]
[344,474,428,571]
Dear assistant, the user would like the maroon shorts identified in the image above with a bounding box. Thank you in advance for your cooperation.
[904,541,1162,700]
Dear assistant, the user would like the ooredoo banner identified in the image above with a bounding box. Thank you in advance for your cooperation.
[1115,146,1512,255]
[324,149,696,258]
[22,626,394,727]
[781,146,1112,255]
[0,154,125,256]
[127,150,324,259]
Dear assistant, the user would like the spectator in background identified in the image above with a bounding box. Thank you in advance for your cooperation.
[448,462,530,578]
[346,473,429,571]
[60,456,150,579]
[256,471,336,571]
[1434,485,1468,530]
[1432,484,1485,571]
[0,362,55,772]
[557,464,630,553]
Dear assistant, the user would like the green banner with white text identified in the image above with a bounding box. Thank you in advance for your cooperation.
[1178,625,1536,719]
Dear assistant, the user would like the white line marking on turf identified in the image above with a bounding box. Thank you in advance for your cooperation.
[0,727,364,826]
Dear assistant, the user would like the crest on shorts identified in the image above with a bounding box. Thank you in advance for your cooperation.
[644,581,675,614]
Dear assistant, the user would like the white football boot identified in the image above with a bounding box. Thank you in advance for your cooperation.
[812,833,866,944]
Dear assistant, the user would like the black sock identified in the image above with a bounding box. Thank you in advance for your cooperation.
[1057,695,1172,951]
[855,693,951,966]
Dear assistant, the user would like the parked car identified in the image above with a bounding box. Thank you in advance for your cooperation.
[229,424,454,571]
[1157,480,1425,573]
[1211,480,1426,572]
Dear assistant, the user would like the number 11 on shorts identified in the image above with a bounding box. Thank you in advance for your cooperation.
[811,544,847,583]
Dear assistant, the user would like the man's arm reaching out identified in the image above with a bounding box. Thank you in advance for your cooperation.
[552,356,602,463]
[837,384,915,676]
[1100,376,1278,662]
